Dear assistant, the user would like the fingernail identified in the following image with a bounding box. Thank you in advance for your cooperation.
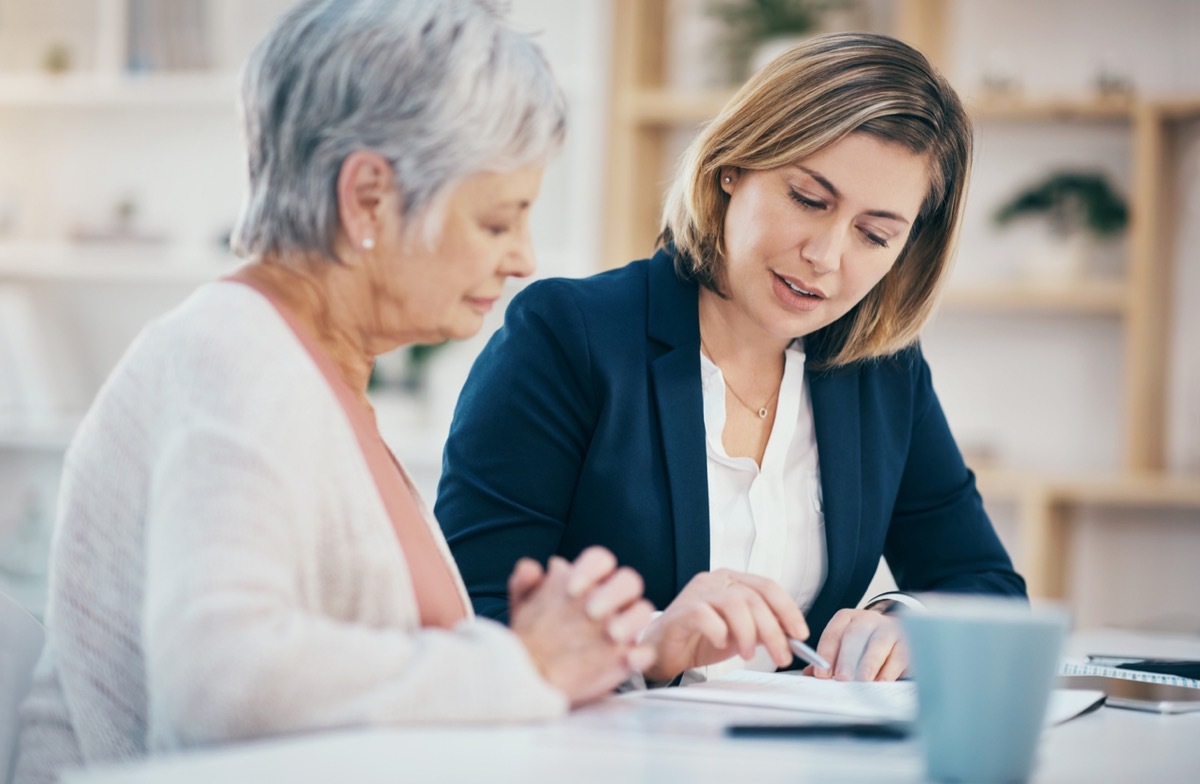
[587,599,607,621]
[607,619,628,641]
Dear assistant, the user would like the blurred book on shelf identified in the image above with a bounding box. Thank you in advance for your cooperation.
[127,0,211,73]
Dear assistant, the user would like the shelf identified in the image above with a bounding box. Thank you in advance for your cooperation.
[621,90,1200,129]
[1154,97,1200,121]
[0,72,239,108]
[623,88,733,126]
[974,468,1200,509]
[968,95,1136,121]
[0,243,240,283]
[940,280,1128,315]
[0,571,47,619]
[1052,474,1200,509]
[0,420,79,451]
[0,410,82,451]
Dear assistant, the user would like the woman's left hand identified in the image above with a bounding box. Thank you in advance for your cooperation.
[804,608,909,681]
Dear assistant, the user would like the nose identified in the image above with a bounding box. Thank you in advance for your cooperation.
[500,225,537,279]
[799,222,845,275]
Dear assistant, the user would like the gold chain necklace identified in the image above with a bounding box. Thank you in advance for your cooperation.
[700,337,779,420]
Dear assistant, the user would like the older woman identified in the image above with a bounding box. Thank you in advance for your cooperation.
[436,32,1026,687]
[14,1,654,780]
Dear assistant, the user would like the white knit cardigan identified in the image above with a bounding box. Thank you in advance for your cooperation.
[14,283,566,783]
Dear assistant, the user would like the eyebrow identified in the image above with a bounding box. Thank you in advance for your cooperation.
[796,166,912,225]
[484,200,531,215]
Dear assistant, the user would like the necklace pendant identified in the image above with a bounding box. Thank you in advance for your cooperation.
[758,407,768,419]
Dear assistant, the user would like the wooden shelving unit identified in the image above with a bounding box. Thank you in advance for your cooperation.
[604,0,1200,601]
[940,281,1128,315]
[0,72,239,107]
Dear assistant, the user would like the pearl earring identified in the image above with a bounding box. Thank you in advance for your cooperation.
[723,176,732,184]
[362,237,375,250]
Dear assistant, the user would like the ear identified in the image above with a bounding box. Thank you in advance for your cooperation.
[719,166,739,196]
[336,151,396,251]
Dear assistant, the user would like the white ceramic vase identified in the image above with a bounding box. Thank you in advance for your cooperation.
[1017,230,1092,284]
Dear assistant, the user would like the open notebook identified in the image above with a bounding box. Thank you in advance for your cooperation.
[639,670,1104,727]
[1058,659,1200,714]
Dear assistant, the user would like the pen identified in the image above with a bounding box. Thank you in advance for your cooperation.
[727,722,910,739]
[788,637,832,671]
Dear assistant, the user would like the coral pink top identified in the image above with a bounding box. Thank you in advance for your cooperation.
[227,275,467,629]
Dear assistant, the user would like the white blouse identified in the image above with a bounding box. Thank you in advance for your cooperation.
[696,339,827,680]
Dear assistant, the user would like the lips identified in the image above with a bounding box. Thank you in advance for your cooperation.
[465,296,498,313]
[774,273,826,299]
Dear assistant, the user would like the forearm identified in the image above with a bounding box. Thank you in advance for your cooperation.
[146,607,565,748]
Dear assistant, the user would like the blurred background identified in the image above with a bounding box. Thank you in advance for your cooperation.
[0,0,1197,633]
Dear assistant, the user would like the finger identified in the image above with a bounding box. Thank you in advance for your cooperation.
[813,610,852,679]
[853,626,897,682]
[742,590,792,668]
[624,643,657,674]
[657,599,730,654]
[585,566,645,620]
[733,573,809,640]
[832,617,874,681]
[607,598,655,644]
[507,558,544,606]
[546,555,571,583]
[687,602,733,653]
[877,640,911,682]
[566,546,618,598]
[711,587,764,660]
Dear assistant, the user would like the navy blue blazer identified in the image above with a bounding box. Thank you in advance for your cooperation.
[435,249,1025,644]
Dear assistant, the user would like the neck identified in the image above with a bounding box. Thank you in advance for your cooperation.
[235,256,377,405]
[697,287,791,368]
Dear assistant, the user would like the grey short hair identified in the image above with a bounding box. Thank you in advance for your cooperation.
[231,0,566,261]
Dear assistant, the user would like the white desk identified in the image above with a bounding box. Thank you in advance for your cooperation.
[64,629,1200,784]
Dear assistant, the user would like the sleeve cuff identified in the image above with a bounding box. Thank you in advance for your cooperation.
[863,591,925,614]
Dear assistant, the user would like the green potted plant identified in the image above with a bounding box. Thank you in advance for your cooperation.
[367,341,449,398]
[708,0,851,81]
[992,170,1129,282]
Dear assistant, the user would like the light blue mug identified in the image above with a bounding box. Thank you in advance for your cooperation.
[902,596,1069,783]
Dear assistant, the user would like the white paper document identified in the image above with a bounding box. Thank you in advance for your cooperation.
[640,670,1104,727]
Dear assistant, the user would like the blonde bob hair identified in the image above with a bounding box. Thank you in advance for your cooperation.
[659,32,972,369]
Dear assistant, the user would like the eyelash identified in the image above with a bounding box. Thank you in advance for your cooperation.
[788,189,890,249]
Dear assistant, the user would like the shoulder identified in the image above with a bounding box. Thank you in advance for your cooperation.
[848,342,936,418]
[139,282,293,365]
[510,258,652,322]
[128,282,340,441]
[831,340,926,380]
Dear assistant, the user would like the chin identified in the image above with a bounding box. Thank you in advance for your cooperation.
[442,319,484,342]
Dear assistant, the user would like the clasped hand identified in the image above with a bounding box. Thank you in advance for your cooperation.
[509,547,656,706]
[640,569,910,683]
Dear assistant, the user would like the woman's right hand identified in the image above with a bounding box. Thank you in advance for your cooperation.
[640,569,809,684]
[509,547,656,707]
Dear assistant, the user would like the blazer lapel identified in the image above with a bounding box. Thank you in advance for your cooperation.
[805,362,863,630]
[646,251,709,594]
